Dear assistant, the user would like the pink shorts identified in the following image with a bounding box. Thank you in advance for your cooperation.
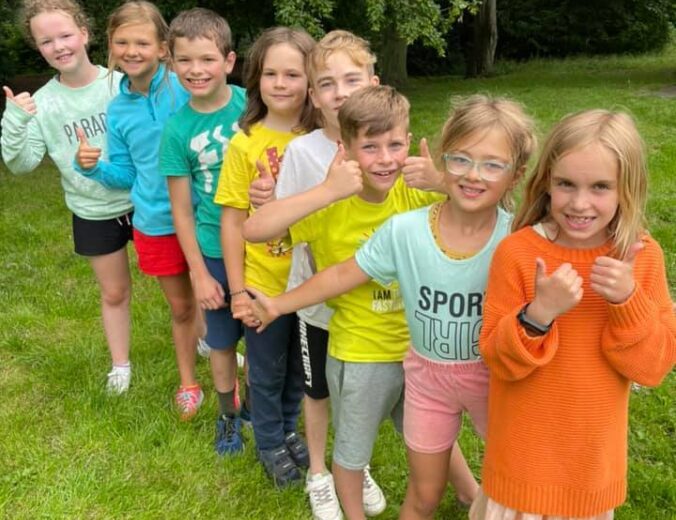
[403,348,489,454]
[132,229,188,277]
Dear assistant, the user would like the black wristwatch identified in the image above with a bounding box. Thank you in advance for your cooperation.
[517,304,552,336]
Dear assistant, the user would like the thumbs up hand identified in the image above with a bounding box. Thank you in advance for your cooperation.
[249,160,276,209]
[590,241,644,303]
[527,258,584,325]
[402,137,444,191]
[322,142,363,201]
[3,86,37,115]
[75,127,101,169]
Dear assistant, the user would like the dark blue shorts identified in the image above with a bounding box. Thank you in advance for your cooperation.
[72,211,133,256]
[203,255,243,350]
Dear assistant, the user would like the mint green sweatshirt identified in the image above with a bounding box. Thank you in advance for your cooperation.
[1,66,132,220]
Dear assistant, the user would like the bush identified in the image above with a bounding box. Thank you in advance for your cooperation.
[497,0,676,59]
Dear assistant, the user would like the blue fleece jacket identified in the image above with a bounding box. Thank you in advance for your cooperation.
[75,65,189,235]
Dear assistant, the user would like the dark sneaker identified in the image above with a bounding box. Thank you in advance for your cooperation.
[240,401,252,427]
[258,445,302,488]
[215,414,244,455]
[284,431,310,469]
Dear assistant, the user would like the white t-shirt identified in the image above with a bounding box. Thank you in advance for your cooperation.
[275,129,337,329]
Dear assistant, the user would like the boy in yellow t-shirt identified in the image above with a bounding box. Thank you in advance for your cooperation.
[237,86,444,519]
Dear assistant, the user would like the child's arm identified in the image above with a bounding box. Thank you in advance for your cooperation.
[594,240,676,386]
[168,176,225,309]
[221,206,255,325]
[1,87,46,174]
[73,114,136,190]
[235,257,369,332]
[480,244,583,381]
[243,145,362,242]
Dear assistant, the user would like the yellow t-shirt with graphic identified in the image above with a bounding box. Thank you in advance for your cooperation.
[290,176,442,362]
[215,123,299,296]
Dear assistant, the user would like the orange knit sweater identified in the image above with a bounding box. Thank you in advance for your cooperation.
[479,227,675,517]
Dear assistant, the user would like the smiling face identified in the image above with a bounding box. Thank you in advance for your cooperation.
[30,10,89,75]
[445,127,517,215]
[347,124,410,203]
[548,142,619,249]
[259,42,308,121]
[172,36,235,110]
[309,51,378,134]
[109,22,167,91]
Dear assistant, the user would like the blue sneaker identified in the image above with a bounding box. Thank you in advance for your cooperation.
[215,414,244,455]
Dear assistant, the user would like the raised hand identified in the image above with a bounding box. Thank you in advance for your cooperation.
[75,127,101,169]
[528,258,584,325]
[249,160,276,209]
[591,241,644,304]
[402,137,444,191]
[3,86,37,115]
[322,143,363,201]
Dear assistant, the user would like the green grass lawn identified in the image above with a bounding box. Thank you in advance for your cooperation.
[1,46,674,518]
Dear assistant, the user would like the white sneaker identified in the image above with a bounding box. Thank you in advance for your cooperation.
[197,337,211,358]
[362,466,386,517]
[237,351,245,368]
[106,365,131,395]
[306,472,343,520]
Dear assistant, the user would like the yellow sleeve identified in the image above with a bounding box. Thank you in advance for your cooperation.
[214,133,253,210]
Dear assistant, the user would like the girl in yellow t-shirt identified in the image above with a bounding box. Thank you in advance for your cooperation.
[214,26,316,488]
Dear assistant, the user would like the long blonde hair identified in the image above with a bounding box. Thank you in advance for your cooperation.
[439,95,537,211]
[513,109,647,258]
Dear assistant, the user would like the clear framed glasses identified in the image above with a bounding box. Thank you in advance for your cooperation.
[442,153,512,182]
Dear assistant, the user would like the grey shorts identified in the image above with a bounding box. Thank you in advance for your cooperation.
[326,355,404,471]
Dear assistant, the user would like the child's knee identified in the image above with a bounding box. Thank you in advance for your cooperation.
[101,284,131,307]
[168,298,196,323]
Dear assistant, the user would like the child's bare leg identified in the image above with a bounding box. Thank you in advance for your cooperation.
[400,447,451,520]
[211,347,237,395]
[333,461,366,520]
[157,273,198,387]
[89,248,132,365]
[305,396,330,474]
[447,441,478,505]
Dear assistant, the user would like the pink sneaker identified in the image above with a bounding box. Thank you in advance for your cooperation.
[175,385,204,421]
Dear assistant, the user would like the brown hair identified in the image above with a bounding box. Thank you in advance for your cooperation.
[239,26,316,135]
[439,95,537,211]
[21,0,91,48]
[308,30,376,85]
[106,1,169,73]
[338,85,409,145]
[514,109,647,258]
[168,7,232,58]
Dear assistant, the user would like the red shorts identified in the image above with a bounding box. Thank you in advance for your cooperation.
[132,229,188,277]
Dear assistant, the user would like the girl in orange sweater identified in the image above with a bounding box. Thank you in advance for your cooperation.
[474,109,675,519]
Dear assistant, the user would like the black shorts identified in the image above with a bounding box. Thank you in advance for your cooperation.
[299,319,329,399]
[72,211,133,256]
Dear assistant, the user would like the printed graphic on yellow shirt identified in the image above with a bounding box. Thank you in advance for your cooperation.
[262,146,292,257]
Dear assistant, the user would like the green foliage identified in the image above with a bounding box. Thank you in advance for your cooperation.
[274,0,481,56]
[497,0,676,59]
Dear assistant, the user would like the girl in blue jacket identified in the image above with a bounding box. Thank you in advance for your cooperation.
[75,1,202,419]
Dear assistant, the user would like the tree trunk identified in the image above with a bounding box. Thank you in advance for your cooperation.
[464,0,497,77]
[378,22,408,87]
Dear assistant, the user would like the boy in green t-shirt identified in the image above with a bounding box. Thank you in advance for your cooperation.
[159,8,247,455]
[237,86,450,519]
